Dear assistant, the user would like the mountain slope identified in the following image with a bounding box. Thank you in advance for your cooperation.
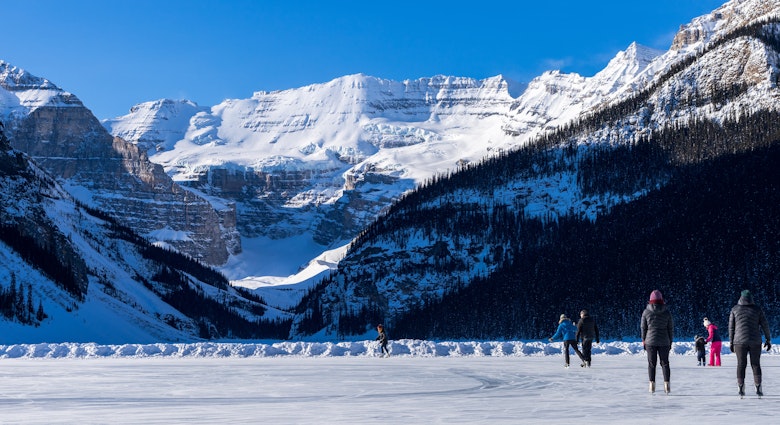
[1,122,286,343]
[289,0,780,340]
[0,62,238,265]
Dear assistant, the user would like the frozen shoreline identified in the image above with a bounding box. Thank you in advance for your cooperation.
[0,340,770,359]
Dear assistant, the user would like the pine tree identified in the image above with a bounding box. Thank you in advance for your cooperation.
[9,273,18,319]
[14,282,26,322]
[36,301,46,322]
[26,284,34,323]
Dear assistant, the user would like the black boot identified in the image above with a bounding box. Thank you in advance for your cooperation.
[738,384,745,397]
[756,384,763,397]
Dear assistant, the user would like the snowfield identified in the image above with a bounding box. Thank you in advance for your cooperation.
[0,341,777,424]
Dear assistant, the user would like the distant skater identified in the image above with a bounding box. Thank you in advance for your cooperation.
[694,335,706,366]
[549,314,585,368]
[729,290,771,397]
[641,290,673,394]
[375,324,390,357]
[703,317,722,366]
[576,309,599,367]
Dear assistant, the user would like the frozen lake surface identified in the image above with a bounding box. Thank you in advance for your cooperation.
[1,346,778,424]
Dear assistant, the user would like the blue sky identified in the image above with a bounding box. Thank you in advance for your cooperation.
[3,0,726,119]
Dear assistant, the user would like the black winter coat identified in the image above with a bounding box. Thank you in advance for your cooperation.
[729,297,770,345]
[576,314,599,342]
[375,330,388,345]
[641,303,674,347]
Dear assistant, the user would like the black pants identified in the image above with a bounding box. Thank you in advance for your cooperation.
[696,350,706,363]
[380,341,389,355]
[733,344,762,386]
[581,338,594,363]
[646,345,671,382]
[563,340,584,365]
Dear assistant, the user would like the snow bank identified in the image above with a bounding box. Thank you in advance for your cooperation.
[0,340,763,359]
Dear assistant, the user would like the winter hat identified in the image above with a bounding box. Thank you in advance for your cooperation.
[649,290,664,304]
[559,314,569,323]
[703,317,711,327]
[740,290,753,302]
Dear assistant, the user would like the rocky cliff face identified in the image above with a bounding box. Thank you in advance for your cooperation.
[671,0,779,51]
[0,61,239,264]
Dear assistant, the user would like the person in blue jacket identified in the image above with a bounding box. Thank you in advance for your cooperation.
[549,314,585,367]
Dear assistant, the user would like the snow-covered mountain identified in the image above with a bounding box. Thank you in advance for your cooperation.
[103,33,665,309]
[105,1,777,318]
[0,123,276,343]
[287,0,780,339]
[3,0,775,342]
[0,62,239,265]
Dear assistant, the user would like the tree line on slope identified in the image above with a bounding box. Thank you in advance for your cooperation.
[300,102,780,339]
[3,120,291,338]
[83,202,292,340]
[0,272,47,326]
[392,142,780,339]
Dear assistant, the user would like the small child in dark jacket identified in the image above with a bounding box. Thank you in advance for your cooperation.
[695,335,706,366]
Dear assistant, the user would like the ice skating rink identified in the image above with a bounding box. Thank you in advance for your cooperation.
[1,353,778,424]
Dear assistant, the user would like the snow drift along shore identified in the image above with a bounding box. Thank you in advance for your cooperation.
[0,340,768,359]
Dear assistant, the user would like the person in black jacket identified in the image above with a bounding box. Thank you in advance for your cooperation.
[375,324,390,357]
[641,290,674,394]
[576,309,599,367]
[729,290,771,397]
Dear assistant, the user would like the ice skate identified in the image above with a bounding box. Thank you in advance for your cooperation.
[738,384,745,398]
[649,381,655,394]
[663,381,670,394]
[756,384,763,398]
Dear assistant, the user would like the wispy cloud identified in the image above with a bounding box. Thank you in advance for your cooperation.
[540,57,574,72]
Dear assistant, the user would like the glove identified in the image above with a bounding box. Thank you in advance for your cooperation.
[765,341,771,351]
[548,338,553,342]
[596,340,600,344]
[730,344,734,353]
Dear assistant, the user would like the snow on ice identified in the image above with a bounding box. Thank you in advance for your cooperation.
[0,340,778,424]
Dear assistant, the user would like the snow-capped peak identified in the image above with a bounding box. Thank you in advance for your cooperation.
[587,42,664,96]
[0,60,60,91]
[0,60,82,113]
[103,99,207,154]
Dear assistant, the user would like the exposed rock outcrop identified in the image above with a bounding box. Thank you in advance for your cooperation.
[1,61,239,264]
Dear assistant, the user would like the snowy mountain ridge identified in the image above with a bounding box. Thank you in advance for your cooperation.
[286,0,780,339]
[103,32,666,304]
[0,60,83,115]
